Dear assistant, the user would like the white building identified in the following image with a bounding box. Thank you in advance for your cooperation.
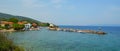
[24,23,31,30]
[49,23,54,27]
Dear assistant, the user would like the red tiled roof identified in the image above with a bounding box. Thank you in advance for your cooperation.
[18,22,24,25]
[0,21,13,24]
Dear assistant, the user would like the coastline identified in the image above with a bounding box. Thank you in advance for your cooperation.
[0,29,15,32]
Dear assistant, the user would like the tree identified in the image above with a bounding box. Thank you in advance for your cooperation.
[5,24,10,29]
[12,23,24,30]
[0,18,7,21]
[39,23,50,27]
[8,18,18,23]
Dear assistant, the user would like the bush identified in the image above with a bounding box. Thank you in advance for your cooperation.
[0,34,24,51]
[12,23,24,30]
[39,23,50,27]
[8,18,18,23]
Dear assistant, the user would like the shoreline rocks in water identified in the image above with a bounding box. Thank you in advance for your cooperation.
[0,29,16,33]
[49,27,106,35]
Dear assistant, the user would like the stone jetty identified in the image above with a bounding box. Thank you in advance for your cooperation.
[48,27,106,35]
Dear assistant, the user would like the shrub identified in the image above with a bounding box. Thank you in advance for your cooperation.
[12,23,24,30]
[0,34,24,51]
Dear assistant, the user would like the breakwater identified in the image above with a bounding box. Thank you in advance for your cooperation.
[49,27,106,35]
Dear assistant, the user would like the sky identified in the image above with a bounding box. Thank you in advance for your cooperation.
[0,0,120,26]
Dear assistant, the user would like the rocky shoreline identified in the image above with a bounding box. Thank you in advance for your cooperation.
[0,29,15,33]
[0,26,106,35]
[0,27,40,33]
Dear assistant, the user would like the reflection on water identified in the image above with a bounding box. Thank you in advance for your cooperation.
[8,26,120,51]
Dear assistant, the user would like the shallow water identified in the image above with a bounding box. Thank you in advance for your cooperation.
[8,26,120,51]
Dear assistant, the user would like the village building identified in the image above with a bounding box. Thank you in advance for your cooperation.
[49,23,55,28]
[24,23,31,30]
[32,23,38,28]
[18,22,24,25]
[0,21,13,28]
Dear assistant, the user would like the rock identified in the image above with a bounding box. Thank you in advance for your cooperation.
[48,27,106,35]
[96,31,106,34]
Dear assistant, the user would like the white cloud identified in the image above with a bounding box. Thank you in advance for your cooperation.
[51,0,63,4]
[50,0,67,9]
[21,0,45,8]
[111,6,120,11]
[53,4,62,9]
[21,0,76,10]
[103,6,120,17]
[68,6,76,10]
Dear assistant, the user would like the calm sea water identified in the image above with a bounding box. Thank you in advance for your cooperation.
[8,26,120,51]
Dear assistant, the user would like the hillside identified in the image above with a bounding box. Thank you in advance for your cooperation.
[0,12,41,23]
[0,12,50,26]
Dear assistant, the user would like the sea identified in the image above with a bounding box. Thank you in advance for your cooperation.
[7,26,120,51]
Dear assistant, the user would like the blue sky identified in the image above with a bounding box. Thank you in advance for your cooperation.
[0,0,120,26]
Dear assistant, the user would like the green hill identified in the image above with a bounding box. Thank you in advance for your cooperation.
[0,12,50,26]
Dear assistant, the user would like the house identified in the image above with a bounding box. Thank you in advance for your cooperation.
[0,21,13,28]
[32,23,38,28]
[49,23,55,27]
[18,22,24,25]
[0,21,7,27]
[24,23,31,30]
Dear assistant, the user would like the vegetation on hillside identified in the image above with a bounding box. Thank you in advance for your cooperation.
[39,23,50,27]
[0,12,50,27]
[12,23,25,30]
[0,12,40,23]
[8,18,19,23]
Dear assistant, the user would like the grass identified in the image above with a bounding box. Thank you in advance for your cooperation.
[0,33,24,51]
